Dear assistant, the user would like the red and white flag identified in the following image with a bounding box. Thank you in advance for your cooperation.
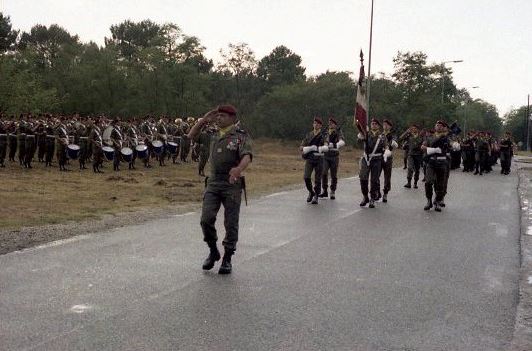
[355,50,368,134]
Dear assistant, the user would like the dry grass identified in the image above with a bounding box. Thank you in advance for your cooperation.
[0,139,363,230]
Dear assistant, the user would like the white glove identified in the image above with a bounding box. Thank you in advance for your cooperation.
[318,145,329,153]
[337,140,346,148]
[426,147,442,155]
[329,142,334,148]
[302,145,318,154]
[384,149,392,159]
[391,140,398,149]
[452,141,461,151]
[357,133,365,140]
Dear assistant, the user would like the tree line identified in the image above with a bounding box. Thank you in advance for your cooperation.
[0,13,527,143]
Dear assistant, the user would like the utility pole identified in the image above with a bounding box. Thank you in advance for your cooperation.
[366,0,375,127]
[527,94,531,151]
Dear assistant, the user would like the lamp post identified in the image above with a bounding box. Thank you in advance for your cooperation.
[441,60,464,104]
[463,86,479,135]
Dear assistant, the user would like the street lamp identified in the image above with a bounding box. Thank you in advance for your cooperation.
[463,86,479,135]
[441,60,464,103]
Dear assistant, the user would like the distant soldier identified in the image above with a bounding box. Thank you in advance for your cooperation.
[474,131,490,175]
[156,118,168,167]
[357,119,388,208]
[7,120,17,162]
[380,119,398,203]
[24,119,37,168]
[319,117,345,200]
[180,118,193,162]
[16,116,27,166]
[188,104,253,275]
[35,118,46,163]
[0,119,6,167]
[499,131,514,175]
[399,124,423,189]
[125,119,139,170]
[55,117,69,171]
[196,123,214,176]
[90,118,104,173]
[110,118,123,171]
[460,132,475,172]
[301,117,327,204]
[77,118,90,170]
[422,120,450,212]
[44,118,56,167]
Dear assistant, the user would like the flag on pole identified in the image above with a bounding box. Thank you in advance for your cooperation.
[355,50,368,134]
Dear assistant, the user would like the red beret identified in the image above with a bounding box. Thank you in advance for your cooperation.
[383,119,393,126]
[328,117,338,125]
[314,117,323,125]
[370,118,381,127]
[217,104,237,116]
[436,120,448,128]
[410,124,420,129]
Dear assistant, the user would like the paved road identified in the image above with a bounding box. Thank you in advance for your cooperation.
[0,166,520,350]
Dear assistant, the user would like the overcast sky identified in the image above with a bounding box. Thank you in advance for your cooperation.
[2,0,531,116]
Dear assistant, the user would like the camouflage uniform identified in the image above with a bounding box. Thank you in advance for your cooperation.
[196,128,213,176]
[44,124,56,167]
[424,133,450,211]
[200,125,253,254]
[301,130,327,202]
[358,130,388,205]
[400,132,423,188]
[55,123,69,171]
[321,128,344,198]
[0,121,6,167]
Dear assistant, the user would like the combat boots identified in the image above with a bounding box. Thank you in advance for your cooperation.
[404,178,412,188]
[311,194,319,204]
[330,191,336,200]
[424,199,433,211]
[382,193,387,203]
[434,201,442,212]
[318,191,328,198]
[202,243,221,270]
[360,179,370,206]
[413,180,418,189]
[369,199,375,208]
[218,250,233,275]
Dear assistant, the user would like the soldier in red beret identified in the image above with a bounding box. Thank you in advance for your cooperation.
[300,117,327,204]
[357,118,388,208]
[319,117,346,200]
[421,120,450,211]
[399,124,424,189]
[188,104,253,274]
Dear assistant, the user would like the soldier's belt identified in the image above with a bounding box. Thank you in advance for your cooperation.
[0,134,6,136]
[435,156,447,160]
[26,135,35,138]
[79,137,89,139]
[46,135,56,138]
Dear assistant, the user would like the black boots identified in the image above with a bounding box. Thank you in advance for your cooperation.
[318,191,328,198]
[330,191,335,200]
[434,201,442,212]
[306,192,314,203]
[382,193,388,203]
[360,197,370,206]
[360,179,370,207]
[404,179,412,188]
[202,244,221,270]
[311,194,319,204]
[218,252,233,275]
[424,199,433,211]
[369,199,375,208]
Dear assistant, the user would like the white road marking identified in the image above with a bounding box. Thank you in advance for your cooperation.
[69,304,92,314]
[265,191,289,198]
[18,235,92,253]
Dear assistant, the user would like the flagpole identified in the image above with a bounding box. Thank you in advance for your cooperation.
[366,0,375,130]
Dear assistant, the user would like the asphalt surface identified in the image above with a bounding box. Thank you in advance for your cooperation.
[0,165,521,351]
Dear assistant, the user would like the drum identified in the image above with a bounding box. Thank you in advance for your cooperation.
[135,144,148,159]
[102,146,115,161]
[67,144,80,160]
[121,147,133,162]
[152,140,164,155]
[167,141,178,155]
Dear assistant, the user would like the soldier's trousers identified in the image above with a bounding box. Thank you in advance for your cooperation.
[500,151,512,173]
[200,180,242,253]
[45,137,55,164]
[322,156,339,192]
[181,137,190,162]
[17,138,26,165]
[79,140,89,167]
[24,137,36,166]
[382,157,393,194]
[475,151,488,173]
[407,154,423,182]
[304,159,323,195]
[56,144,67,168]
[8,135,16,161]
[359,157,382,200]
[0,136,6,166]
[425,161,447,202]
[92,147,103,167]
[198,151,209,174]
[37,135,46,161]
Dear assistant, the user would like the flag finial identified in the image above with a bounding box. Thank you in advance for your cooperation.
[359,50,364,64]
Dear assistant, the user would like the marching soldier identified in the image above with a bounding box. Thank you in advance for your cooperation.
[461,132,475,172]
[77,118,90,170]
[196,123,214,176]
[16,116,27,166]
[8,120,17,162]
[188,104,253,275]
[140,118,153,168]
[319,117,345,200]
[180,118,192,162]
[35,118,46,163]
[474,131,490,175]
[301,117,327,204]
[90,118,104,173]
[422,120,450,212]
[399,124,423,189]
[110,118,123,171]
[0,119,6,167]
[125,119,139,170]
[499,131,514,175]
[55,117,69,171]
[24,119,37,168]
[44,117,56,167]
[357,119,389,208]
[380,119,398,203]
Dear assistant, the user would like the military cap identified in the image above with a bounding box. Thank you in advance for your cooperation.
[217,104,237,116]
[314,117,323,125]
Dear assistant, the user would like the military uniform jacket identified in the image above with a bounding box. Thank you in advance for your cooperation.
[301,130,327,161]
[401,133,423,156]
[424,133,450,166]
[475,138,490,153]
[197,130,213,152]
[324,129,344,158]
[499,138,513,155]
[55,124,69,145]
[90,126,103,148]
[360,131,387,160]
[208,125,253,181]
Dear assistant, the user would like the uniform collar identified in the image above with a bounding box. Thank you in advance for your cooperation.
[219,124,235,137]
